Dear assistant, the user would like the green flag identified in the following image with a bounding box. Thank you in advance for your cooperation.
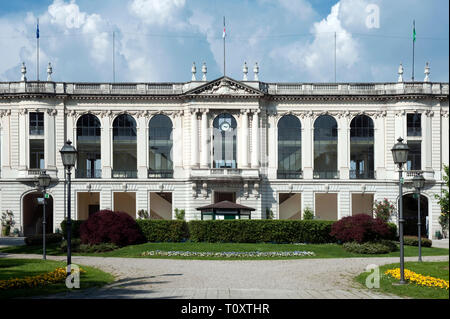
[413,20,416,42]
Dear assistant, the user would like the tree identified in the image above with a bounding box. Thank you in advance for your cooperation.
[435,165,449,238]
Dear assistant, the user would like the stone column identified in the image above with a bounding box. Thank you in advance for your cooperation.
[337,115,349,179]
[251,110,260,168]
[191,109,199,167]
[101,113,112,178]
[442,110,449,168]
[374,114,386,179]
[241,109,249,168]
[200,109,209,168]
[0,110,11,172]
[422,111,433,171]
[302,114,313,179]
[137,114,148,178]
[45,109,57,170]
[18,109,27,169]
[173,111,183,169]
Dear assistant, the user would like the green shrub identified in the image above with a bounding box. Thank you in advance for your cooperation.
[387,223,398,240]
[137,220,189,242]
[24,233,63,246]
[174,208,185,221]
[60,239,117,253]
[60,238,81,252]
[342,241,398,254]
[60,219,85,239]
[78,243,118,253]
[188,220,335,243]
[403,235,432,247]
[302,207,314,220]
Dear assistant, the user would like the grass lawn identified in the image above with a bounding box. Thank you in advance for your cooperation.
[1,241,448,260]
[0,258,115,299]
[355,261,449,299]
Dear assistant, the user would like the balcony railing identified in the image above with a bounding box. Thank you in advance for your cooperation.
[277,170,303,179]
[112,170,138,178]
[28,168,44,175]
[148,169,173,178]
[313,170,340,179]
[350,170,375,179]
[75,169,102,179]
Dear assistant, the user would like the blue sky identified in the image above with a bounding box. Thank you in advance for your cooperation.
[0,0,448,83]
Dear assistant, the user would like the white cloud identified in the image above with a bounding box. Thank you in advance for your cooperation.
[44,0,110,64]
[278,0,316,21]
[128,0,186,28]
[271,2,359,81]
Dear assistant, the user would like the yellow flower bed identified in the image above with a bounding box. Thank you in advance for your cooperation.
[385,268,449,290]
[0,267,86,290]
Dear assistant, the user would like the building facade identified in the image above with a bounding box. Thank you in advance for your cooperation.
[0,64,448,238]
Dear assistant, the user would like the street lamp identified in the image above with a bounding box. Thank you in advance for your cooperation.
[60,140,77,276]
[391,137,409,285]
[412,173,425,262]
[37,170,51,260]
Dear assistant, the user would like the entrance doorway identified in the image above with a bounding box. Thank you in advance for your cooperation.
[113,192,136,219]
[149,192,173,220]
[77,192,100,220]
[22,192,53,236]
[279,193,302,219]
[214,192,236,203]
[400,194,429,237]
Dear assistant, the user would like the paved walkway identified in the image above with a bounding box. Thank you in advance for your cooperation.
[1,253,448,299]
[432,239,449,249]
[0,237,25,248]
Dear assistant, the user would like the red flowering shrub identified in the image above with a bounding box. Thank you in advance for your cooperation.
[80,210,145,247]
[330,214,392,243]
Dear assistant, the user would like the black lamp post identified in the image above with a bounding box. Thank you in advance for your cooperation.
[37,170,51,260]
[412,173,425,262]
[60,140,77,275]
[391,137,409,285]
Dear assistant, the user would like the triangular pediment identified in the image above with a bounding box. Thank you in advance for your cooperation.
[185,76,264,97]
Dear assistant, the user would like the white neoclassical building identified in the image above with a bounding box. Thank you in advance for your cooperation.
[0,62,448,239]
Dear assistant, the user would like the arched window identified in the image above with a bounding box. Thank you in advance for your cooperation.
[350,115,374,179]
[149,115,173,178]
[314,115,338,179]
[213,113,237,168]
[277,115,302,179]
[76,114,101,178]
[112,114,137,178]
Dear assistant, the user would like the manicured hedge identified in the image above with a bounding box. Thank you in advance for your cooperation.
[60,219,85,239]
[188,220,336,244]
[342,240,398,254]
[24,233,63,246]
[137,220,189,242]
[403,235,432,247]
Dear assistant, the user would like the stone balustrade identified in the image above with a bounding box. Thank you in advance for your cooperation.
[0,80,448,96]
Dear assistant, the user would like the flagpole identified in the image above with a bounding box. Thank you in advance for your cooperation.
[113,31,115,83]
[412,20,415,82]
[37,18,39,81]
[223,16,226,77]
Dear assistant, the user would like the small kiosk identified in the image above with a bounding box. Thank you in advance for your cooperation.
[197,201,255,220]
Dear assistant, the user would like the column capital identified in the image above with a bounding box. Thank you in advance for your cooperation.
[201,108,209,114]
[240,109,250,115]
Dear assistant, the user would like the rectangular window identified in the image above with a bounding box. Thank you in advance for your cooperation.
[29,139,44,169]
[407,113,421,136]
[407,140,421,170]
[29,112,44,135]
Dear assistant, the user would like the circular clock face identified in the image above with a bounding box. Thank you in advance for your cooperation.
[220,122,231,131]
